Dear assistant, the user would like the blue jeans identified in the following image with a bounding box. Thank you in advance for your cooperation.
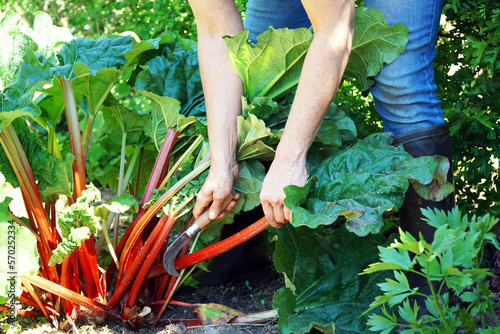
[243,0,445,136]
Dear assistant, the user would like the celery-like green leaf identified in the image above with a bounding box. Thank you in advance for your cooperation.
[49,226,91,266]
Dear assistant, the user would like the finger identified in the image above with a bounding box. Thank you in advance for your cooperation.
[209,190,230,220]
[225,192,240,212]
[284,206,292,223]
[263,202,279,228]
[193,189,213,219]
[273,203,286,225]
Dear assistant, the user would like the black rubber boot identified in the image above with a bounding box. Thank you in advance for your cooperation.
[192,205,275,287]
[393,123,455,241]
[393,123,455,316]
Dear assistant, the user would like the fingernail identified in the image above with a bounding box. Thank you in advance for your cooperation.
[209,211,217,220]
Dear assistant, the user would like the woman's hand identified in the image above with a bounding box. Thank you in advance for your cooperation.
[260,159,308,228]
[192,163,240,220]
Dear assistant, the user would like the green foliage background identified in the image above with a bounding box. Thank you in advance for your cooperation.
[2,0,498,216]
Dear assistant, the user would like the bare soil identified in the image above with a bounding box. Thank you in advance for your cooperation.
[11,271,285,334]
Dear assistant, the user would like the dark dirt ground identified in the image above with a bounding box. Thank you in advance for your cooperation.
[11,270,285,334]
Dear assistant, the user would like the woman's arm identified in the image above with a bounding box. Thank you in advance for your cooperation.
[260,0,355,227]
[188,0,244,219]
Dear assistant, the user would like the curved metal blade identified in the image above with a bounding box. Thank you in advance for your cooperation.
[163,233,190,276]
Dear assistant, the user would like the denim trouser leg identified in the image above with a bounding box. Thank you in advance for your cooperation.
[364,0,445,136]
[243,0,310,43]
[244,0,445,136]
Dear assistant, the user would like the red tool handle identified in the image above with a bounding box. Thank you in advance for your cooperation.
[174,217,270,271]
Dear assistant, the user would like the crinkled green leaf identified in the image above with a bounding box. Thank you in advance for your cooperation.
[98,104,151,151]
[271,224,388,334]
[102,103,150,135]
[284,133,454,236]
[224,27,313,101]
[315,103,357,147]
[49,226,91,266]
[0,48,50,129]
[233,160,266,212]
[244,96,290,129]
[58,184,101,237]
[0,119,52,188]
[51,35,134,79]
[135,50,202,106]
[344,8,409,91]
[236,114,276,161]
[0,221,39,304]
[0,10,36,90]
[124,31,175,68]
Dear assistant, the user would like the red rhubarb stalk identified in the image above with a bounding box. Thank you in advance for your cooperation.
[118,159,211,280]
[0,125,57,248]
[108,215,169,307]
[125,214,176,310]
[117,129,177,280]
[22,274,121,321]
[76,244,99,299]
[60,78,87,199]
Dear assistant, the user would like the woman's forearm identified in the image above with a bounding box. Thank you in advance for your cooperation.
[189,0,244,168]
[275,0,355,165]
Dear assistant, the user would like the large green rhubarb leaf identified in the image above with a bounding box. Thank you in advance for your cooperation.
[344,8,409,91]
[224,28,313,101]
[17,11,73,65]
[51,35,134,79]
[271,224,388,333]
[236,114,276,161]
[135,49,202,107]
[0,12,51,129]
[285,133,454,236]
[140,91,197,150]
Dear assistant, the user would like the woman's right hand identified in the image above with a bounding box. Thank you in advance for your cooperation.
[192,163,240,220]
